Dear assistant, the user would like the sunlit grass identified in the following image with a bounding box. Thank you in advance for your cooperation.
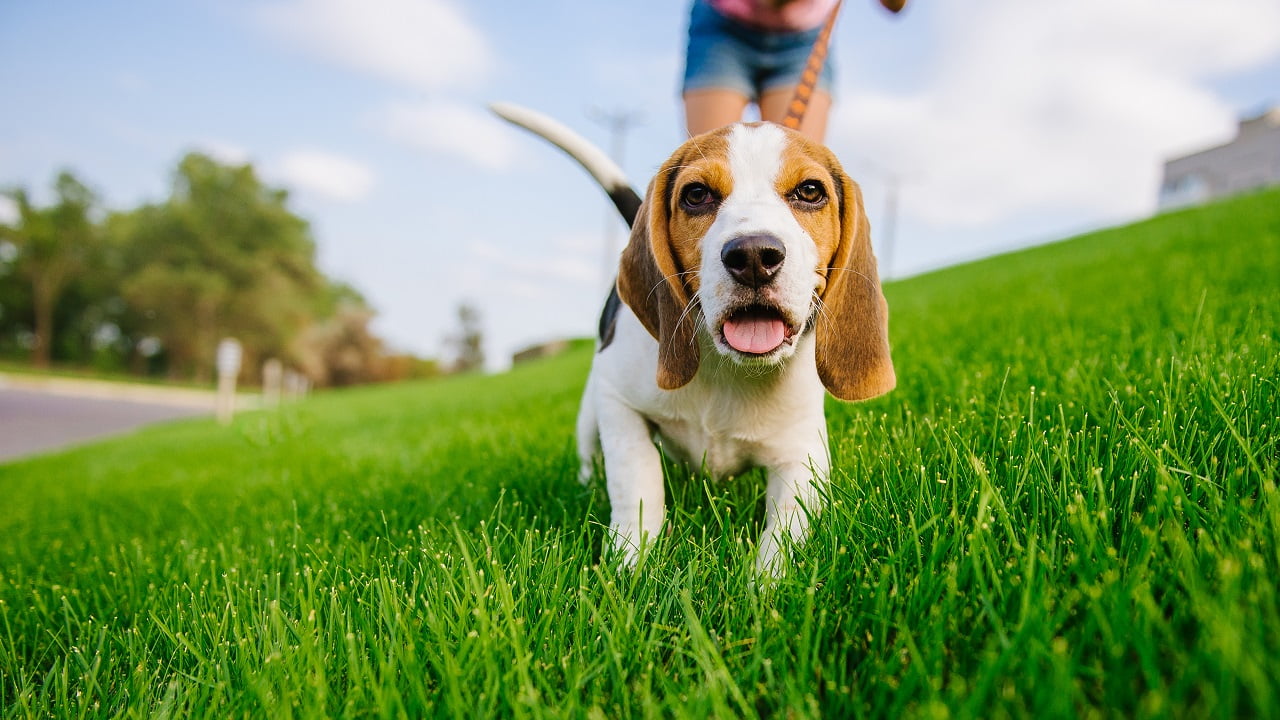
[2,189,1277,718]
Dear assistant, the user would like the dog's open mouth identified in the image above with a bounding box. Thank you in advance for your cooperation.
[721,305,796,356]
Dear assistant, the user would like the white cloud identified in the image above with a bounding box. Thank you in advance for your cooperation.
[192,139,251,166]
[555,228,619,257]
[275,149,375,202]
[831,0,1280,228]
[469,240,598,287]
[256,0,492,91]
[591,50,684,113]
[112,71,150,94]
[380,99,522,170]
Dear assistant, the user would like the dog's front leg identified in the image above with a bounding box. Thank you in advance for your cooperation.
[597,398,665,567]
[756,448,831,575]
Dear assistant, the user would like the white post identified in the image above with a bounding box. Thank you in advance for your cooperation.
[283,370,302,401]
[215,338,242,425]
[262,358,283,409]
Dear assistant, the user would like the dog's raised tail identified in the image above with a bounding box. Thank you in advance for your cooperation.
[489,101,643,228]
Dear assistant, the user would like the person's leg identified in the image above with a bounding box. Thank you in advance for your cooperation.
[759,87,832,143]
[684,88,752,137]
[683,0,755,137]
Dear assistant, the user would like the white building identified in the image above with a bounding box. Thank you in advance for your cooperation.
[1158,107,1280,210]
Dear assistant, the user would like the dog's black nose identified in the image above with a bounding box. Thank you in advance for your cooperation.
[721,234,786,288]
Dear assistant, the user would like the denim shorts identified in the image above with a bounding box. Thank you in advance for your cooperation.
[682,0,835,101]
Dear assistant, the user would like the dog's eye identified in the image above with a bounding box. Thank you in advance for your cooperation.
[679,183,717,212]
[790,180,827,207]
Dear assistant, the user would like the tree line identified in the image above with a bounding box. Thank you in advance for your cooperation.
[0,153,460,386]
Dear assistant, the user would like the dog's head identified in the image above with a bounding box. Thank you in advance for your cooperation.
[617,122,895,401]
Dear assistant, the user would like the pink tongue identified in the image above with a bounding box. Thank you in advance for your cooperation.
[724,316,787,354]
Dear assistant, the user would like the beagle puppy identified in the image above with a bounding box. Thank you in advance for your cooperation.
[491,105,894,573]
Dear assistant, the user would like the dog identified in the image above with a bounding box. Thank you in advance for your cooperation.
[491,103,894,573]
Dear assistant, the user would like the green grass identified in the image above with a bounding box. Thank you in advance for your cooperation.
[2,189,1278,718]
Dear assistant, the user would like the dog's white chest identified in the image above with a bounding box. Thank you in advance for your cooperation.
[639,342,827,479]
[650,411,761,479]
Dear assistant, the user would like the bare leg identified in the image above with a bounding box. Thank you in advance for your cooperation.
[759,87,832,143]
[684,88,751,137]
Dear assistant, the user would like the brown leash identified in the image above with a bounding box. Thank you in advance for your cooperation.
[781,0,843,131]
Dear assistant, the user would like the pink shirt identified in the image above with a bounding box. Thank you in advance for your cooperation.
[709,0,838,32]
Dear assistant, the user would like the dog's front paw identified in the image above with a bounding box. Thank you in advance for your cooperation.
[754,519,803,577]
[754,536,785,577]
[606,521,658,571]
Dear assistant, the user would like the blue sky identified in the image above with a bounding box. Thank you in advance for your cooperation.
[2,0,1277,368]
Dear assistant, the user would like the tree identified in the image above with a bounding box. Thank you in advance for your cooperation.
[1,157,437,386]
[447,302,486,373]
[293,301,387,387]
[0,225,31,357]
[115,153,325,381]
[0,173,98,367]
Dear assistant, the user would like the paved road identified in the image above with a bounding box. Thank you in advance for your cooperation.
[0,387,210,463]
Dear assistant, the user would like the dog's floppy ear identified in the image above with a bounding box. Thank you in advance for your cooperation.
[815,169,896,401]
[617,177,700,390]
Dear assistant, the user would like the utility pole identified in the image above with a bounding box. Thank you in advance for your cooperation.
[880,173,900,280]
[589,107,643,294]
[852,154,907,280]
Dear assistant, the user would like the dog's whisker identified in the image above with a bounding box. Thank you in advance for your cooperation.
[688,138,712,164]
[809,291,827,319]
[826,264,877,287]
[643,269,701,304]
[676,299,704,342]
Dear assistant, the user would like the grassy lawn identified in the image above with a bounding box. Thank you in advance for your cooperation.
[2,189,1277,718]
